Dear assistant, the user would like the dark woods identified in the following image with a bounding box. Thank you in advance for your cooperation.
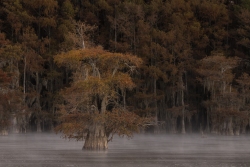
[0,0,250,144]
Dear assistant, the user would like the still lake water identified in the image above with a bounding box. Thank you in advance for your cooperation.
[0,133,249,167]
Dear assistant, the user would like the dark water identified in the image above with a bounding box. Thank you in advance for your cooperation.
[0,133,249,167]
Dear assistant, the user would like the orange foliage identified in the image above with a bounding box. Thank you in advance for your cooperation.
[54,47,147,141]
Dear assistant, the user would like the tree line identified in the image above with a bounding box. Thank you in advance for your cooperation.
[0,0,250,146]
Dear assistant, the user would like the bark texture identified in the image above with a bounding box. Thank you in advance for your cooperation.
[83,123,108,150]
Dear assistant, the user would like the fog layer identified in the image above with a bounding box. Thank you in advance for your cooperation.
[0,133,249,167]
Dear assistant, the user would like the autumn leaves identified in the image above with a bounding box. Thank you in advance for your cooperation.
[54,47,147,145]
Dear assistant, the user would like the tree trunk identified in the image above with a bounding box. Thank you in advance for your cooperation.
[23,56,26,95]
[153,78,158,133]
[206,109,210,132]
[241,121,248,134]
[181,108,185,134]
[181,90,186,134]
[211,122,218,134]
[221,121,227,135]
[83,123,108,150]
[37,119,42,132]
[170,117,177,133]
[50,118,54,132]
[101,95,107,114]
[121,89,126,109]
[187,117,192,133]
[234,125,240,136]
[228,116,234,136]
[11,114,19,133]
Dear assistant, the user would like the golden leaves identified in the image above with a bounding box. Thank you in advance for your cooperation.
[111,73,135,90]
[197,54,239,85]
[54,47,144,140]
[105,109,148,138]
[55,47,142,69]
[75,76,109,96]
[54,49,82,68]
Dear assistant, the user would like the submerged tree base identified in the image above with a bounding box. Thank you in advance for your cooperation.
[83,123,108,150]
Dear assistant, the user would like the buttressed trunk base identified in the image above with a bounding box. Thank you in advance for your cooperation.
[83,123,108,150]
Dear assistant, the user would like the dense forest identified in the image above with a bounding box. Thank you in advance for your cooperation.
[1,0,250,147]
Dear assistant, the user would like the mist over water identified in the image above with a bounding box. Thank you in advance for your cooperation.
[0,133,249,167]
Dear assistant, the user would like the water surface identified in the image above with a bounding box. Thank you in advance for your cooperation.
[0,133,249,167]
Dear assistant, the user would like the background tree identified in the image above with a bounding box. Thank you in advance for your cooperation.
[197,53,239,135]
[234,0,250,59]
[0,69,12,135]
[1,0,250,139]
[235,73,250,134]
